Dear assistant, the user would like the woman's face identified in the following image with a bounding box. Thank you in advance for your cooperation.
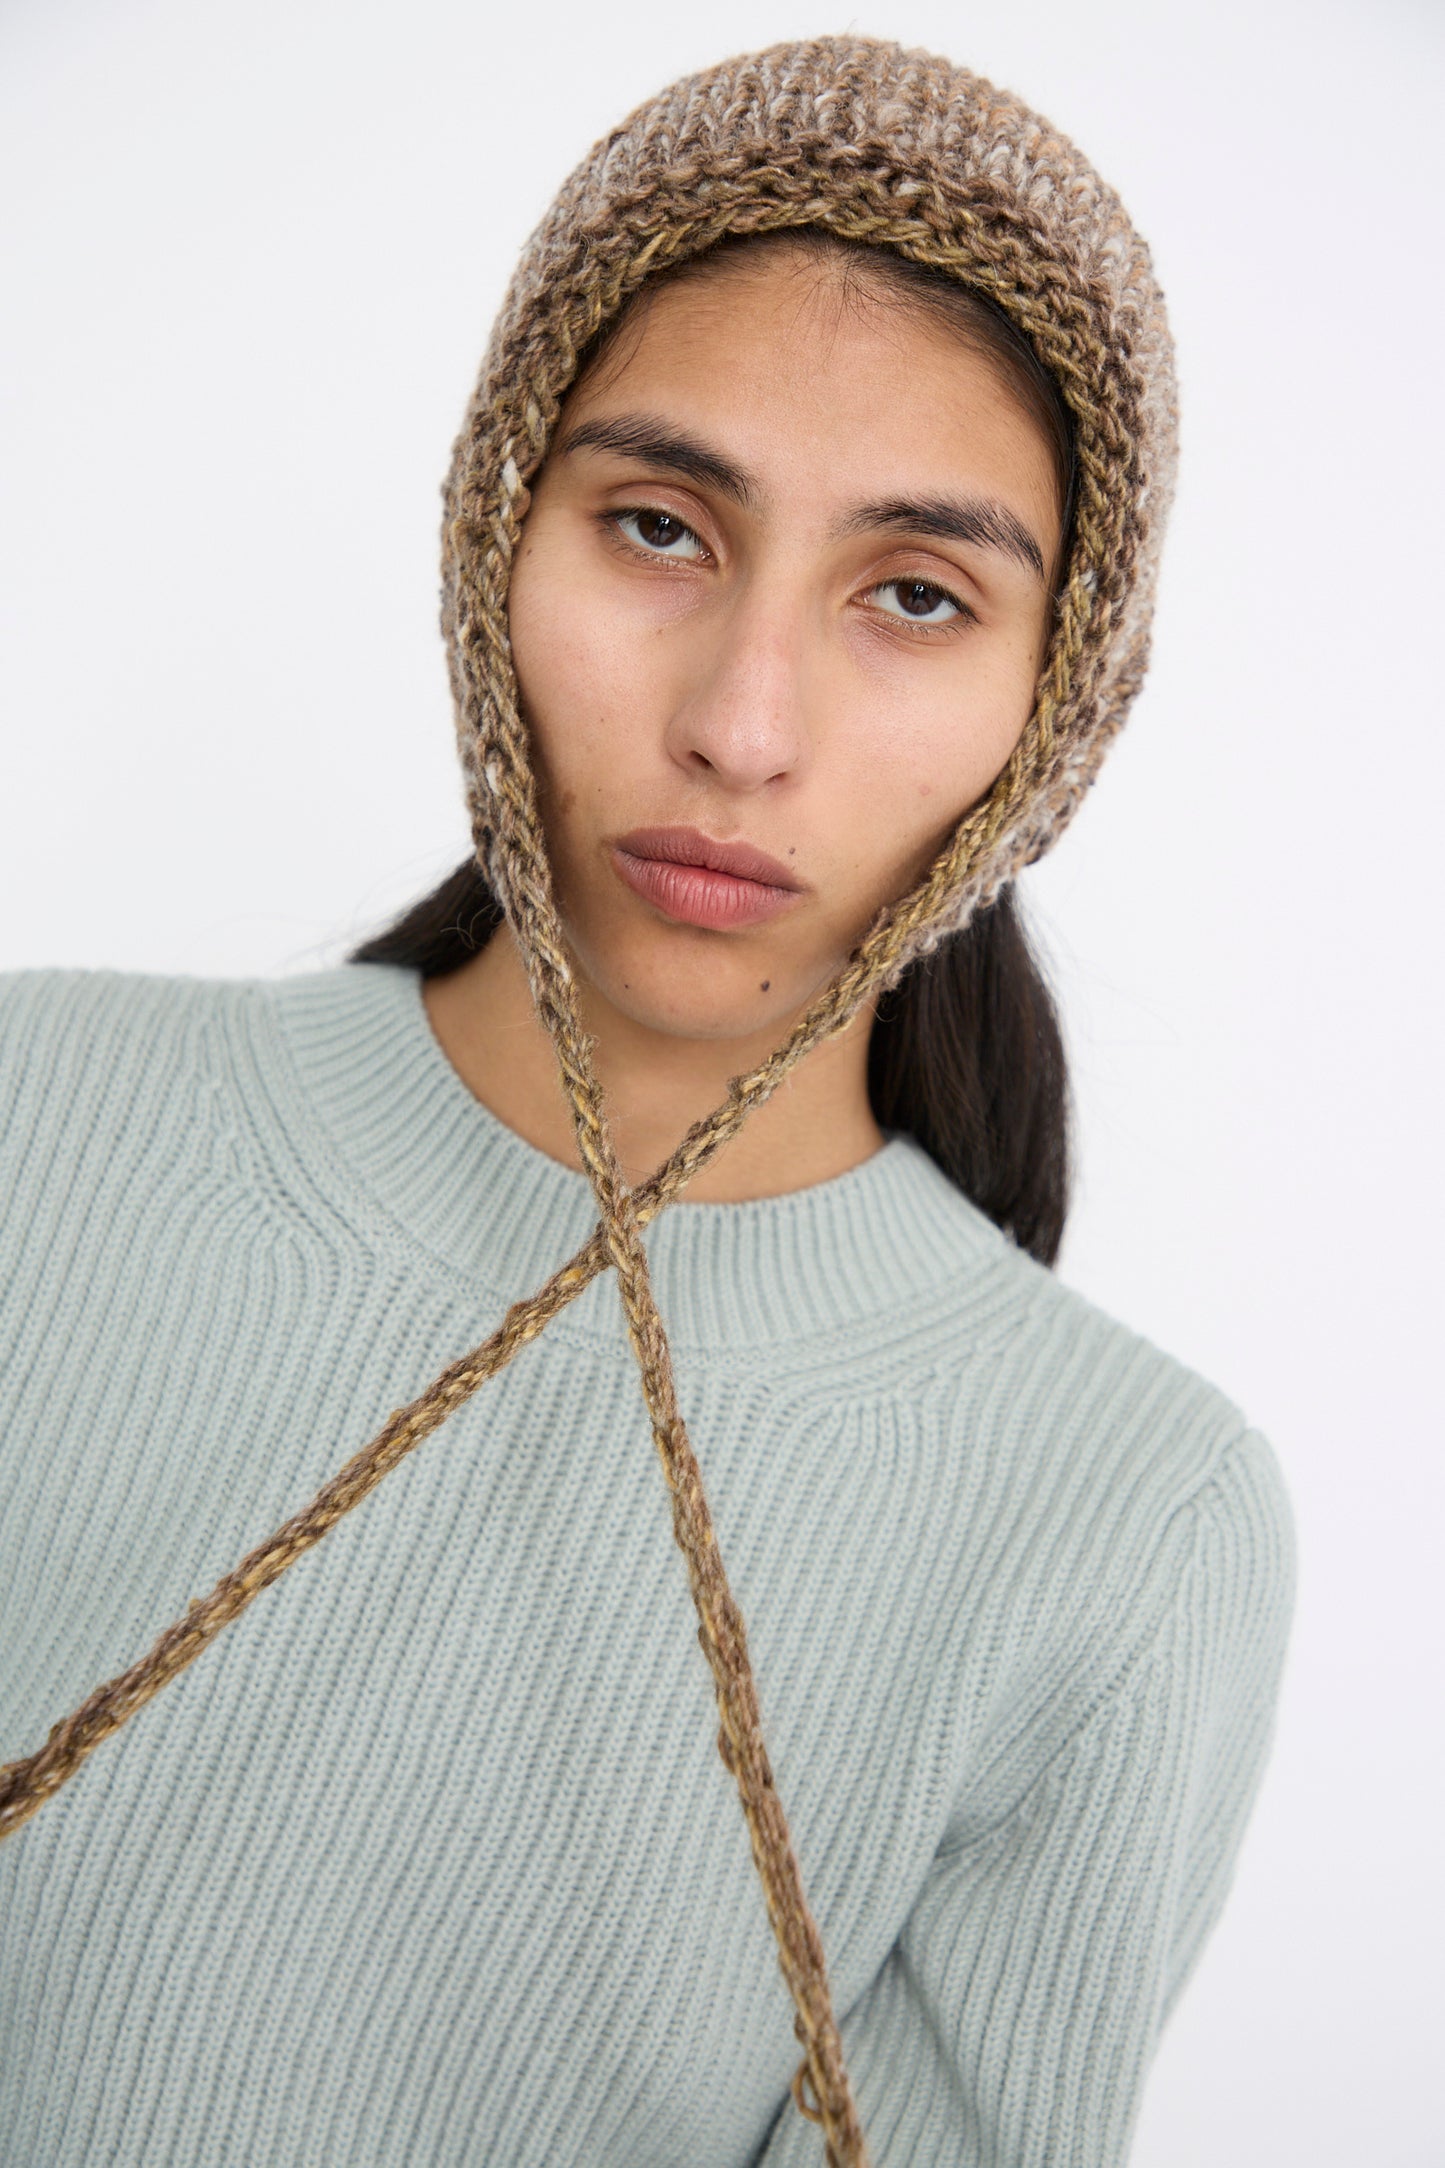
[507,245,1063,1046]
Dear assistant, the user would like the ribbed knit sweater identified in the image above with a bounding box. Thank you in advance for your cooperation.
[0,961,1295,2168]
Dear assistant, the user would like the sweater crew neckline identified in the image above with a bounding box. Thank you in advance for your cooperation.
[264,960,1004,1350]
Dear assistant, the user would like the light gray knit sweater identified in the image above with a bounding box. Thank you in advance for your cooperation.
[0,961,1294,2167]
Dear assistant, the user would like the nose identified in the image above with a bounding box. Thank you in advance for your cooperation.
[662,582,811,794]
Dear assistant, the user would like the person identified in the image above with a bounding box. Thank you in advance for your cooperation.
[0,35,1295,2168]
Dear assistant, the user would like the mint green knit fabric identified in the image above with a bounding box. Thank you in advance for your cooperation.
[0,961,1294,2168]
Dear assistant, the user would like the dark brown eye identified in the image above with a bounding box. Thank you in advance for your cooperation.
[872,578,962,625]
[615,507,705,560]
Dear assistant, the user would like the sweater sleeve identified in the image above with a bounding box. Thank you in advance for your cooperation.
[754,1428,1296,2168]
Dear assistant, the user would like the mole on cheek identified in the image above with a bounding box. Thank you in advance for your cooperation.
[760,980,770,991]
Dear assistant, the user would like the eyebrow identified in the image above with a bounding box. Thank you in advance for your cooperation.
[557,415,756,508]
[833,496,1046,584]
[558,412,1046,583]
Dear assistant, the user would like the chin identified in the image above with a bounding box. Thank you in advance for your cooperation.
[575,935,809,1047]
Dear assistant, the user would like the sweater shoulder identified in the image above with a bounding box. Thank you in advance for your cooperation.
[880,1159,1242,1438]
[996,1226,1247,1432]
[1,956,256,1094]
[0,962,252,1060]
[919,1201,1287,1556]
[0,965,267,1192]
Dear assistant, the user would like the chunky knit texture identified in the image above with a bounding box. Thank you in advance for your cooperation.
[1,41,1190,2156]
[0,964,1295,2166]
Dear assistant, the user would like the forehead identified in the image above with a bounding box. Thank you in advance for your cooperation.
[587,246,1001,400]
[562,247,1060,527]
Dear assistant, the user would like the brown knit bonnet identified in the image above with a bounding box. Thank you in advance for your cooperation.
[443,33,1177,982]
[0,38,1177,2168]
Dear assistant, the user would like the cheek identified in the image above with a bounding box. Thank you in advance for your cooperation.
[508,563,594,795]
[508,537,654,791]
[846,642,1040,863]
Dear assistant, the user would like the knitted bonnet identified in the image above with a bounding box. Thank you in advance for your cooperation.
[0,37,1177,2168]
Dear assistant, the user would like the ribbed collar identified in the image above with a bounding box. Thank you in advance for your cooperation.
[263,962,1004,1352]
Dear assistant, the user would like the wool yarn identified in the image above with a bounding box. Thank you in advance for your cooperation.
[0,38,1178,2167]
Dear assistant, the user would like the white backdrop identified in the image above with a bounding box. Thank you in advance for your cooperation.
[2,1,1441,2161]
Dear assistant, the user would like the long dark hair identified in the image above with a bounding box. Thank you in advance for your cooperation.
[353,233,1076,1267]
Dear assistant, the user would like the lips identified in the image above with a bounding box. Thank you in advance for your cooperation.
[610,825,804,932]
[612,827,802,891]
